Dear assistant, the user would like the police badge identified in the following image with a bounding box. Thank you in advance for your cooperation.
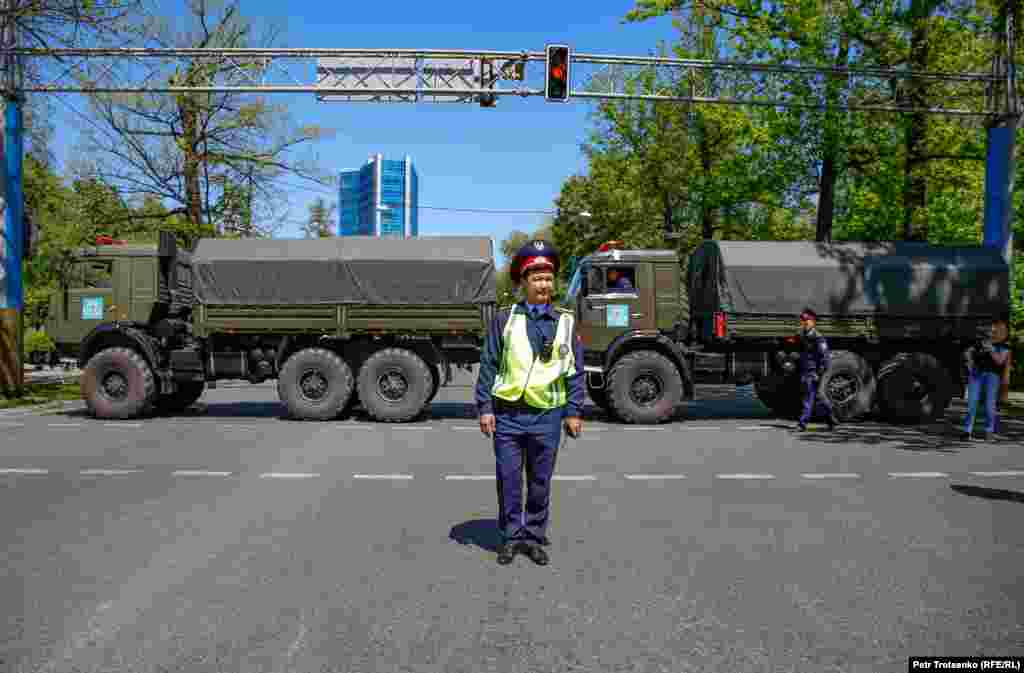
[533,240,545,250]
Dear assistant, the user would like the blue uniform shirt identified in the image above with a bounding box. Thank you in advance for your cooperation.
[799,328,831,377]
[475,301,585,417]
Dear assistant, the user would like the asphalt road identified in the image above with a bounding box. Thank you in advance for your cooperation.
[1,369,1022,672]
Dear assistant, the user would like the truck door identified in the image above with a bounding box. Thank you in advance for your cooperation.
[65,259,116,344]
[579,263,653,352]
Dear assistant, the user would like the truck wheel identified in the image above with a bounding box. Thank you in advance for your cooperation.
[81,347,156,419]
[156,381,206,414]
[820,351,876,421]
[426,365,440,404]
[877,352,952,424]
[277,348,354,421]
[607,351,683,424]
[755,376,802,419]
[357,347,433,423]
[587,382,609,412]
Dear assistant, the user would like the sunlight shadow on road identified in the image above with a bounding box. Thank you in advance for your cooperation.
[950,483,1024,504]
[449,519,503,553]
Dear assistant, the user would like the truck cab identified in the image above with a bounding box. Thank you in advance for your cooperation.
[564,242,694,423]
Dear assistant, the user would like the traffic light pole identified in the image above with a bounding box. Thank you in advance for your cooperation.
[0,0,23,395]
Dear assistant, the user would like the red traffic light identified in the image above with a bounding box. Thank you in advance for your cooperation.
[545,44,571,102]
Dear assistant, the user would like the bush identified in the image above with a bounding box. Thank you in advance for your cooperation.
[24,329,55,357]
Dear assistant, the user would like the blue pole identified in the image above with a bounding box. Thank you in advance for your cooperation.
[2,96,23,311]
[983,122,1016,264]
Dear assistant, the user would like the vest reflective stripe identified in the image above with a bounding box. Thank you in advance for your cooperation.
[491,307,576,409]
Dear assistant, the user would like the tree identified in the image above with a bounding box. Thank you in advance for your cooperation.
[74,0,334,247]
[304,198,336,238]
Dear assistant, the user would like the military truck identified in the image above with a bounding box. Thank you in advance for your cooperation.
[564,240,1010,425]
[46,233,496,421]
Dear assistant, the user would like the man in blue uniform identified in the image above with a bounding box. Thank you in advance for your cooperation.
[476,239,585,566]
[797,307,840,432]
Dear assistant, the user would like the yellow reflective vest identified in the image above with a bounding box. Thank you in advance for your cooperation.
[491,305,577,410]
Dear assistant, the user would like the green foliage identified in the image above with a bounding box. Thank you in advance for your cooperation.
[24,329,55,356]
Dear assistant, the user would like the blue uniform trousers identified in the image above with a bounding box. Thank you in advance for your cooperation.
[799,374,834,426]
[964,370,1001,434]
[493,401,563,546]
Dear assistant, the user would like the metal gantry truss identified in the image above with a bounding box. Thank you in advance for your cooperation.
[0,47,1003,117]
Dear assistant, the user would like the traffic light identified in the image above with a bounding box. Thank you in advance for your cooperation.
[545,44,571,102]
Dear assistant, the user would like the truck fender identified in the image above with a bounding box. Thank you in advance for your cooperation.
[605,331,694,399]
[79,323,162,374]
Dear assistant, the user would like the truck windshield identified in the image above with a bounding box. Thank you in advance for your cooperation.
[566,263,585,301]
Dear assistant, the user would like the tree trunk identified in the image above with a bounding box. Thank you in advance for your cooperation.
[816,27,850,243]
[902,0,931,241]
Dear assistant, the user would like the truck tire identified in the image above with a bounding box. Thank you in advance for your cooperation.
[819,351,876,421]
[277,348,354,421]
[156,381,206,414]
[876,352,953,424]
[426,365,440,404]
[607,350,683,424]
[357,347,433,423]
[81,347,156,419]
[587,382,609,412]
[755,376,802,419]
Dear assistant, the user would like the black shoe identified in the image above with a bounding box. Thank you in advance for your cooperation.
[796,423,808,432]
[979,431,991,442]
[959,430,973,441]
[521,543,549,566]
[496,543,517,565]
[827,414,840,430]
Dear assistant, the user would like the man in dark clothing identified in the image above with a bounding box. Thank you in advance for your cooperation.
[607,269,634,292]
[475,239,585,566]
[797,307,840,432]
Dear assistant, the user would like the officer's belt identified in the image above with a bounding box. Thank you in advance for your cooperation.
[494,398,558,413]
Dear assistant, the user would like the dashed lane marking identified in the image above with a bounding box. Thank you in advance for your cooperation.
[48,423,82,428]
[968,471,1024,477]
[103,423,142,429]
[801,473,861,479]
[259,472,320,479]
[716,473,776,480]
[0,468,49,475]
[352,474,414,480]
[738,425,773,430]
[444,475,495,480]
[624,474,686,480]
[80,469,143,476]
[0,421,25,428]
[171,470,233,477]
[552,475,597,481]
[888,472,949,478]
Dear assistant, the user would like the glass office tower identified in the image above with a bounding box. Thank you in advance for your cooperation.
[338,154,419,237]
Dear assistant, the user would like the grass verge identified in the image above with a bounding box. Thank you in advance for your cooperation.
[0,380,81,409]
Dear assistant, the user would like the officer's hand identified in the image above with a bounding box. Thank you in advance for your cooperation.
[565,416,582,438]
[479,413,496,438]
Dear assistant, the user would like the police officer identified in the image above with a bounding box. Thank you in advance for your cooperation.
[797,307,840,432]
[476,239,585,566]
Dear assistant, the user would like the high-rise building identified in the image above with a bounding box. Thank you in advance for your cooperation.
[338,154,419,237]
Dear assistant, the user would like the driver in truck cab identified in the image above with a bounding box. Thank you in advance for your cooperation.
[606,268,634,292]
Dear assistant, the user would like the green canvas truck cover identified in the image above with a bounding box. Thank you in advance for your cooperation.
[689,240,1009,317]
[191,236,497,305]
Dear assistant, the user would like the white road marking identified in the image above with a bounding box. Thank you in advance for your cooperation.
[624,474,686,480]
[801,473,861,479]
[259,472,319,479]
[444,475,495,481]
[888,472,948,478]
[452,426,480,431]
[738,425,772,430]
[688,426,721,431]
[716,473,776,480]
[552,475,597,481]
[171,470,233,477]
[0,421,24,428]
[622,427,663,431]
[0,468,49,475]
[967,471,1024,477]
[48,423,82,428]
[352,474,414,480]
[103,423,142,429]
[80,469,142,476]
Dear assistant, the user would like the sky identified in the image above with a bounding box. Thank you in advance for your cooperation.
[45,0,681,269]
